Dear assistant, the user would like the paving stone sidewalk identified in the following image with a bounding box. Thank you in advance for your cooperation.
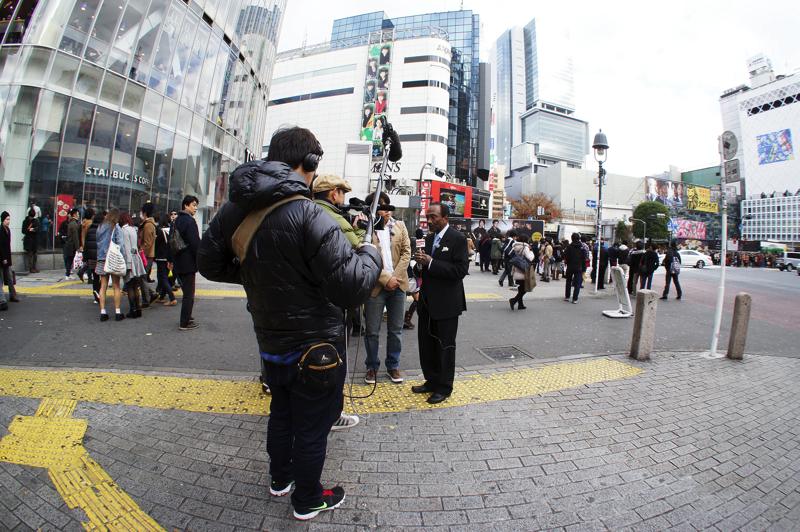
[1,352,799,531]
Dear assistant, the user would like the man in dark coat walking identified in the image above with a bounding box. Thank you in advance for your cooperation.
[412,203,469,404]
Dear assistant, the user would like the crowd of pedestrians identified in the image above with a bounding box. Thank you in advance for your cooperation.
[0,197,200,328]
[468,229,692,304]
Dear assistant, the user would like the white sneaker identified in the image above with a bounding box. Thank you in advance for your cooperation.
[330,413,359,431]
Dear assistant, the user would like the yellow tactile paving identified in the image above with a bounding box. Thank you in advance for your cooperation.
[15,280,505,300]
[0,358,641,416]
[0,398,164,531]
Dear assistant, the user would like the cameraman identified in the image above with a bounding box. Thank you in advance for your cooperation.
[198,127,381,521]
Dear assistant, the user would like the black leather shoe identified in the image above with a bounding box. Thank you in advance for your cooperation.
[427,393,449,404]
[411,384,433,394]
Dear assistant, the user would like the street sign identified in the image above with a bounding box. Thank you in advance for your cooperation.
[721,131,738,161]
[585,199,597,208]
[724,159,740,183]
[667,219,679,233]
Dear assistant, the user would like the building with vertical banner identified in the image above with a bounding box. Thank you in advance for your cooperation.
[330,10,482,186]
[264,27,453,227]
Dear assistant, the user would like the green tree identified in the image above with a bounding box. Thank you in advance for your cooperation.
[615,220,633,244]
[631,201,670,240]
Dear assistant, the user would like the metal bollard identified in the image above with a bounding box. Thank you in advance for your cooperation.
[629,289,658,361]
[727,292,752,360]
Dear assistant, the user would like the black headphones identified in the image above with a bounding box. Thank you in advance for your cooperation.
[302,153,321,173]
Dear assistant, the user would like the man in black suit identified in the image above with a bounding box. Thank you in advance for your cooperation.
[412,203,469,404]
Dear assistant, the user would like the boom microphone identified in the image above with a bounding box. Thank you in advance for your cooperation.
[383,122,402,162]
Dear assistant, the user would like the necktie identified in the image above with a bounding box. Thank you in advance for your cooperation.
[433,234,441,251]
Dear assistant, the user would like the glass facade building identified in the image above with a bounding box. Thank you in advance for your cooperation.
[495,17,585,170]
[0,0,284,249]
[331,10,480,185]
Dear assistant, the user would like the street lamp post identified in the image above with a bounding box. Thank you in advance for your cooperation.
[629,217,646,241]
[592,130,609,294]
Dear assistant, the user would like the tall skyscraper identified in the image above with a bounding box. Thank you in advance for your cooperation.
[494,17,587,174]
[331,10,480,185]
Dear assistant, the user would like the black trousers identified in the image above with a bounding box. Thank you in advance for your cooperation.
[565,269,583,301]
[63,247,75,276]
[663,273,682,297]
[640,271,654,290]
[177,272,195,326]
[417,298,458,396]
[511,283,527,307]
[264,344,345,509]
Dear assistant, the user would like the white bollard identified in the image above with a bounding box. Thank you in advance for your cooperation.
[603,266,633,318]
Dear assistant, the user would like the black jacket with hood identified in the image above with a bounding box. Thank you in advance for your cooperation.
[198,160,381,357]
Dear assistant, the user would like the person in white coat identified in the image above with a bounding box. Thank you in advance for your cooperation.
[509,234,535,310]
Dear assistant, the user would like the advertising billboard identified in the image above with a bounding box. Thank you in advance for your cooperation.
[645,177,684,208]
[360,41,393,162]
[673,219,707,240]
[686,185,719,213]
[757,128,793,165]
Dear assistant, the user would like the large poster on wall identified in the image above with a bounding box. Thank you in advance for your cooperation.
[645,177,684,208]
[360,40,393,162]
[674,219,707,240]
[757,129,794,165]
[686,185,718,213]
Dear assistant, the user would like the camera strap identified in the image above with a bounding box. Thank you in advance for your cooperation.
[232,195,310,263]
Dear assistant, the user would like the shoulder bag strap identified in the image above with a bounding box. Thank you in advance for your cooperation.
[231,195,310,263]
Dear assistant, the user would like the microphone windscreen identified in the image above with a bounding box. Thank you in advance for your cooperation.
[384,122,402,162]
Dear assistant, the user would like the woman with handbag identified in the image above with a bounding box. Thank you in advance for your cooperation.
[95,208,126,321]
[1,211,19,310]
[509,233,535,310]
[120,212,147,318]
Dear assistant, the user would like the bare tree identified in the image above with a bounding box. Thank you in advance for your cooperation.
[508,193,562,222]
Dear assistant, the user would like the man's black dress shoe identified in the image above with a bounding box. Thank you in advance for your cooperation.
[411,384,432,394]
[426,393,449,404]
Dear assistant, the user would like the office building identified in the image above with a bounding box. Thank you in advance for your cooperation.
[330,10,481,185]
[720,54,800,244]
[0,0,284,253]
[494,17,587,179]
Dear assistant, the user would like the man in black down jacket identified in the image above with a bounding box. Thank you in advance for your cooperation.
[198,126,381,521]
[172,195,201,330]
[564,232,587,303]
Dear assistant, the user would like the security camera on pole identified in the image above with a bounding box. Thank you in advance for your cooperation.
[592,130,609,294]
[709,131,736,356]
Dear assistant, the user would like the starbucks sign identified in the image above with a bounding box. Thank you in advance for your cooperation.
[85,166,151,187]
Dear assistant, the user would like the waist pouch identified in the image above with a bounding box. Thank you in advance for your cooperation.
[297,343,342,393]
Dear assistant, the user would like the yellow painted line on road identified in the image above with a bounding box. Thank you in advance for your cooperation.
[0,398,164,531]
[0,358,641,415]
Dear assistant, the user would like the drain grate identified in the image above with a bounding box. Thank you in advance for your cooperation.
[477,345,534,362]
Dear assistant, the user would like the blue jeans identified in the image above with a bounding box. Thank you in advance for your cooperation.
[364,287,405,371]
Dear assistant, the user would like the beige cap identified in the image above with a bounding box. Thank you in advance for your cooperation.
[312,174,352,193]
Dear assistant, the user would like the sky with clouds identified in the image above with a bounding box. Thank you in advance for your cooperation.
[276,0,800,177]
